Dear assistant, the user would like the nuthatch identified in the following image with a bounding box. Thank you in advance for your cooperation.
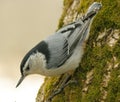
[16,2,102,87]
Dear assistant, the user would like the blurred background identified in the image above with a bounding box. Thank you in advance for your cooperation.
[0,0,62,102]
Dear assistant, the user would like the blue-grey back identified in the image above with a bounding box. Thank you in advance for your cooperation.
[45,19,90,69]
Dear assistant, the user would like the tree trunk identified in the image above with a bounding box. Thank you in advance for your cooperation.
[36,0,120,102]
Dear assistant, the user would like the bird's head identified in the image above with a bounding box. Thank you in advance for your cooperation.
[83,2,102,21]
[16,51,43,87]
[16,41,49,87]
[16,54,32,88]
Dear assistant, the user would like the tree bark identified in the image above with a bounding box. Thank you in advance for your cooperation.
[36,0,120,102]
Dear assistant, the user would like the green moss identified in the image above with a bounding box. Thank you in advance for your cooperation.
[58,13,66,29]
[83,86,101,102]
[58,0,74,28]
[81,44,114,101]
[90,0,120,38]
[58,0,120,101]
[106,68,120,101]
[51,69,85,102]
[81,44,112,71]
[77,0,93,13]
[37,0,120,101]
[58,0,120,45]
[63,0,73,7]
[113,40,120,61]
[52,92,65,102]
[43,76,62,99]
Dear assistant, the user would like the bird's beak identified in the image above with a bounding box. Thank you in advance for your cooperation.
[16,75,25,88]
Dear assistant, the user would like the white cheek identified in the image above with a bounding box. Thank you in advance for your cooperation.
[29,52,46,74]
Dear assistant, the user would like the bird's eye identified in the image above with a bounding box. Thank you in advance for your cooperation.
[25,66,30,71]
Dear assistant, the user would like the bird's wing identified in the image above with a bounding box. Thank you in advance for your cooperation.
[45,34,71,68]
[45,19,91,69]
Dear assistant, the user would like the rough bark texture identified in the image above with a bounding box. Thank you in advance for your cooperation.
[36,0,120,102]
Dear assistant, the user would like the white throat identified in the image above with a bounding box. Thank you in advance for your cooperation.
[28,52,47,74]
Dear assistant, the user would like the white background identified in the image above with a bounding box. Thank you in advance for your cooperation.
[0,0,62,102]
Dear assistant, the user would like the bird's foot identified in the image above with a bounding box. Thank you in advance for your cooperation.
[46,74,77,102]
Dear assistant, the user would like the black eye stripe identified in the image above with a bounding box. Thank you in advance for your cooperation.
[25,66,30,71]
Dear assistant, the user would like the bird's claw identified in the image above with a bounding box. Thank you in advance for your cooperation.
[46,74,78,102]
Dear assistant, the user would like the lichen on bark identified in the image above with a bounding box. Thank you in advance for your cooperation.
[36,0,120,102]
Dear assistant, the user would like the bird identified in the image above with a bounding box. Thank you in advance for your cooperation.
[16,2,102,88]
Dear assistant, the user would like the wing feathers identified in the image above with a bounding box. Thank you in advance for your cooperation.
[45,18,91,69]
